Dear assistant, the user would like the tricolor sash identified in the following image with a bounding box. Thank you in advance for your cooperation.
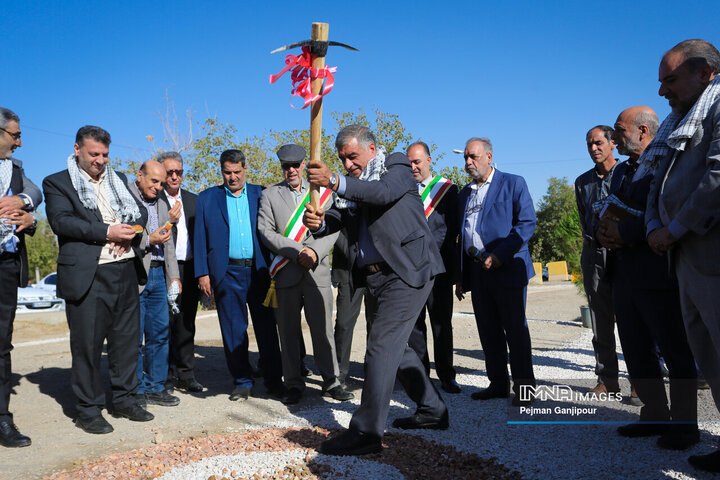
[263,186,333,308]
[421,175,453,219]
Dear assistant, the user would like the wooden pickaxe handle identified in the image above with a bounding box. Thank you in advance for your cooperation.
[309,22,329,210]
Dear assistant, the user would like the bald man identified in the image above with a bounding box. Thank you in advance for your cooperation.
[597,107,698,450]
[128,160,182,407]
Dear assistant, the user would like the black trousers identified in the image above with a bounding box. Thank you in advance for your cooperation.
[613,284,697,428]
[66,260,140,419]
[0,253,20,422]
[349,269,446,438]
[169,260,199,381]
[333,278,364,383]
[408,272,456,382]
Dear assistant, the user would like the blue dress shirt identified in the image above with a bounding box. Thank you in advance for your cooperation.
[226,186,254,260]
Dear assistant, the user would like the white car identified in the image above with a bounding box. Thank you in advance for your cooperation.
[35,272,58,294]
[16,285,64,313]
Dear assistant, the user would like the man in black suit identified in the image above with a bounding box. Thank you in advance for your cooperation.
[0,107,41,448]
[406,141,460,394]
[43,125,154,434]
[158,152,203,393]
[305,124,448,456]
[597,106,698,450]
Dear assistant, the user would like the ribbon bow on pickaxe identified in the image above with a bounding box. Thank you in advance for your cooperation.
[269,39,358,109]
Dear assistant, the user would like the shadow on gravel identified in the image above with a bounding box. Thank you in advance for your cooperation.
[24,366,75,418]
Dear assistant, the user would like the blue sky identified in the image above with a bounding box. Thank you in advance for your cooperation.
[4,0,720,207]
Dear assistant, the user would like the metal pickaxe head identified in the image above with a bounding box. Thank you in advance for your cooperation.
[270,39,359,57]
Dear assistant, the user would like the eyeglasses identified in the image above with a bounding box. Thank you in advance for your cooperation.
[464,153,482,161]
[281,162,301,170]
[166,169,183,177]
[0,127,21,141]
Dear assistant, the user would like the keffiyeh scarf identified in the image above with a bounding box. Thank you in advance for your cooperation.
[633,75,720,181]
[67,154,141,223]
[0,159,16,252]
[334,146,387,210]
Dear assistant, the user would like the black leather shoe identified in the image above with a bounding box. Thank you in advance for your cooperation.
[176,378,204,393]
[319,428,382,456]
[441,379,462,394]
[617,422,669,437]
[145,389,180,406]
[0,420,31,447]
[282,388,303,405]
[657,429,700,450]
[112,404,154,422]
[322,385,354,401]
[229,387,251,401]
[392,410,449,430]
[75,414,113,434]
[689,450,720,473]
[471,385,509,400]
[266,384,287,399]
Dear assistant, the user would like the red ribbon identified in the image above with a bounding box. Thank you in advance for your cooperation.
[269,46,336,109]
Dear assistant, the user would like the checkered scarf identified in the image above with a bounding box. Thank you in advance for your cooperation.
[633,75,720,181]
[0,159,16,252]
[334,146,387,209]
[67,154,141,223]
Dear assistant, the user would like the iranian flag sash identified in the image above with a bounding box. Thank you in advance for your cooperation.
[421,175,453,219]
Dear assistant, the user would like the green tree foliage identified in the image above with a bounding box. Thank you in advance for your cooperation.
[25,215,59,282]
[439,165,470,187]
[529,177,583,277]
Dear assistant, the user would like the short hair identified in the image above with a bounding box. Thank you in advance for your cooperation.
[156,151,183,165]
[336,124,377,150]
[585,125,614,143]
[219,149,246,168]
[667,39,720,74]
[465,137,493,154]
[407,140,431,157]
[0,107,19,129]
[75,125,111,147]
[634,111,660,137]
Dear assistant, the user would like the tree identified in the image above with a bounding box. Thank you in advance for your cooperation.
[25,215,59,282]
[439,165,470,187]
[529,177,583,278]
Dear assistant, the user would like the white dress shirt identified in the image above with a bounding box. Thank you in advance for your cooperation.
[164,189,189,261]
[462,167,495,255]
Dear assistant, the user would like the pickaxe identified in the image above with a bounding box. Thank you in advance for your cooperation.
[271,23,358,209]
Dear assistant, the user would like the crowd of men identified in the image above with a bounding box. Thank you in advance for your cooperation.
[0,37,719,473]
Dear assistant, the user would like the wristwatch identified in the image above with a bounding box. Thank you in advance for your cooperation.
[328,173,338,188]
[20,194,31,209]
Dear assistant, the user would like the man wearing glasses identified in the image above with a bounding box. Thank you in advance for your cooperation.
[158,152,203,394]
[455,137,537,406]
[258,144,351,405]
[0,107,41,448]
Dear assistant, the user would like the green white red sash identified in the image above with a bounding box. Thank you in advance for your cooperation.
[421,175,453,219]
[268,186,333,278]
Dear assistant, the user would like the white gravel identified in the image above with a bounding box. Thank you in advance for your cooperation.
[159,318,719,480]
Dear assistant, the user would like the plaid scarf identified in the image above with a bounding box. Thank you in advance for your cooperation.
[0,159,16,252]
[67,154,141,223]
[633,75,720,181]
[334,146,387,210]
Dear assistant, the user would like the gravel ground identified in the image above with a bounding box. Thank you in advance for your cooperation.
[8,284,719,479]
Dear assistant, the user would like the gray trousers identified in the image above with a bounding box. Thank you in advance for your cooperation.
[581,245,619,389]
[349,269,446,438]
[675,253,720,412]
[275,278,340,391]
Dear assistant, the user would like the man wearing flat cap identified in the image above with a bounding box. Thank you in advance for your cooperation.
[258,144,352,405]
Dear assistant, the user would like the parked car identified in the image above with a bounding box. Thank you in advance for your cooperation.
[35,272,58,294]
[16,286,64,313]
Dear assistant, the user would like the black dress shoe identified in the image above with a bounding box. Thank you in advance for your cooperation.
[145,389,180,406]
[0,420,31,447]
[282,388,303,405]
[319,428,382,456]
[112,404,154,422]
[657,430,699,450]
[229,387,251,401]
[689,450,720,473]
[617,422,669,437]
[392,410,449,430]
[75,414,113,434]
[266,384,287,399]
[471,385,509,400]
[440,379,461,394]
[322,385,354,401]
[176,378,204,393]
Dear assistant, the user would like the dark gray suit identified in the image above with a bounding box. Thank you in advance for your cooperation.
[43,169,147,419]
[318,152,447,437]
